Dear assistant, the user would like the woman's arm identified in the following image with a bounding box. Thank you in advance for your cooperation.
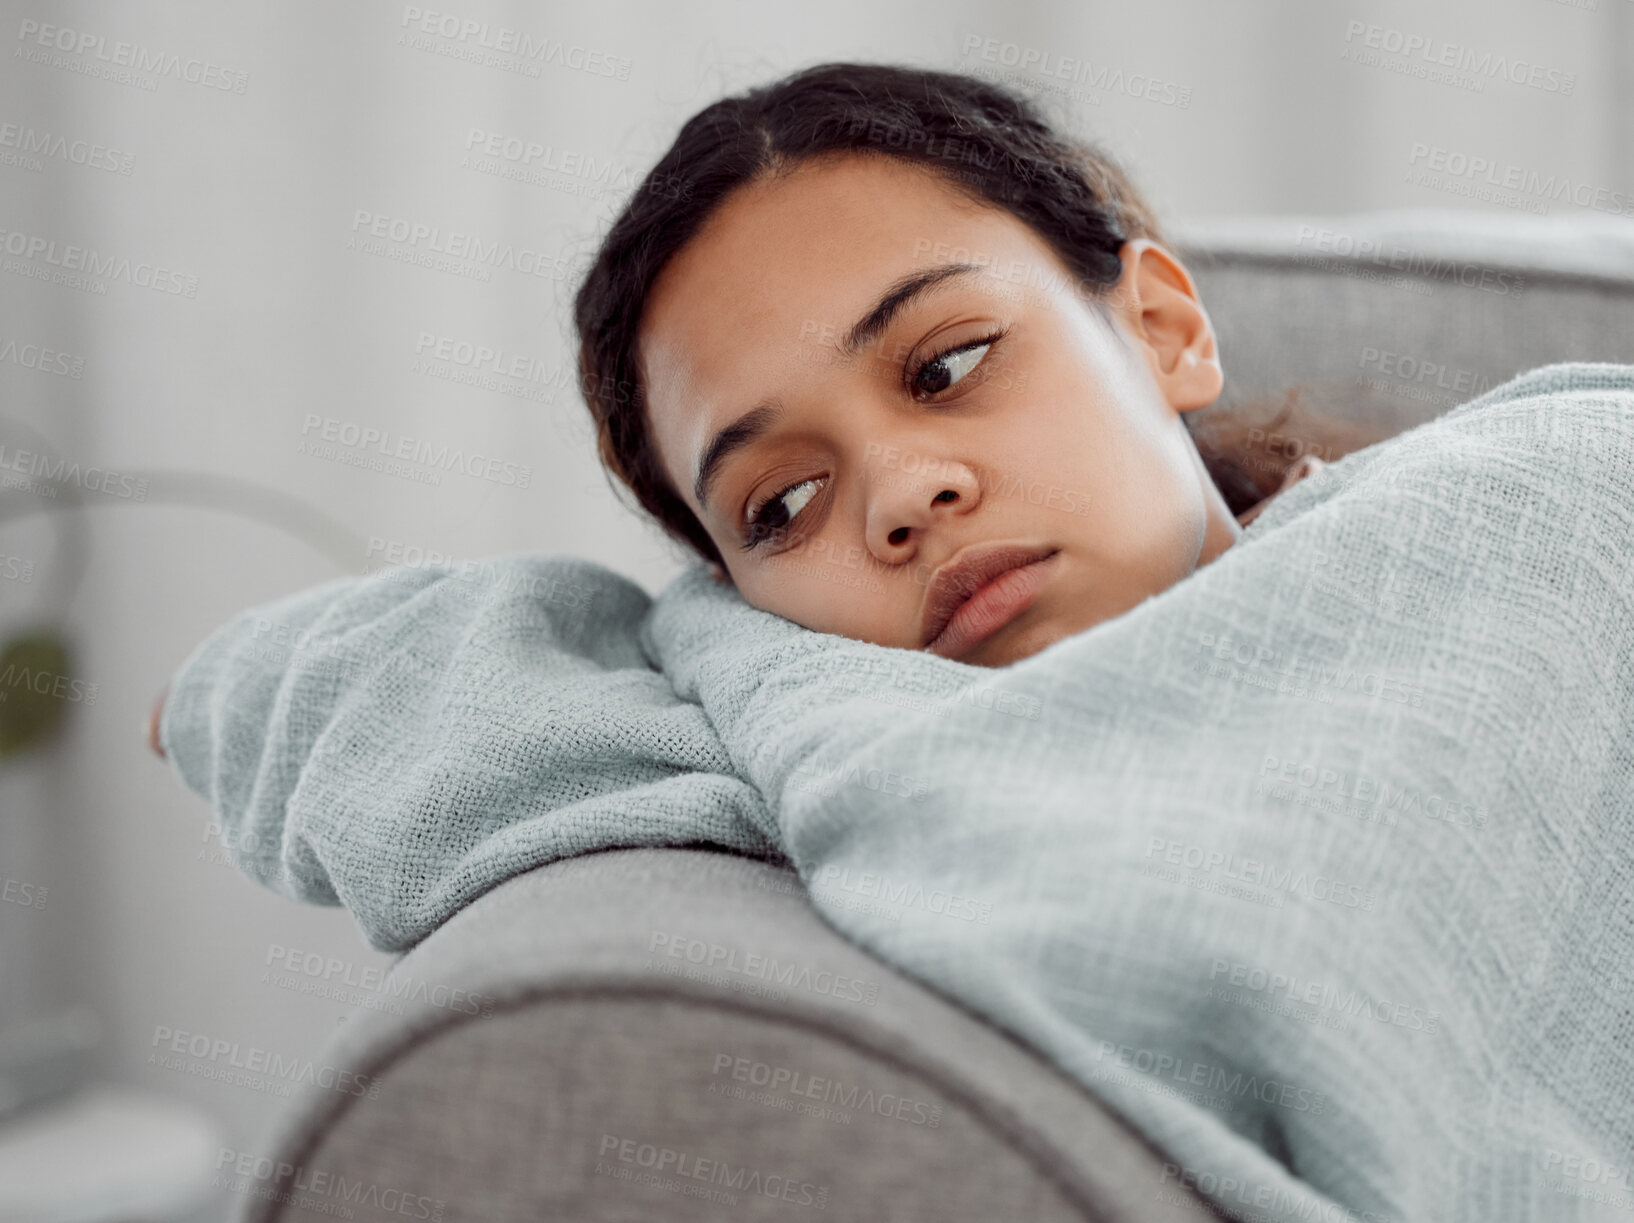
[152,566,424,903]
[152,554,779,949]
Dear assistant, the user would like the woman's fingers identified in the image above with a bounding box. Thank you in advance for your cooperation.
[1237,456,1327,528]
[1279,454,1325,492]
[148,684,168,758]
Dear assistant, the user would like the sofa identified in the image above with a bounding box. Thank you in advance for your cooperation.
[230,210,1634,1222]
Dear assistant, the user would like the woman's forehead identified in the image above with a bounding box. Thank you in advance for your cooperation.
[646,157,1033,345]
[638,157,1048,473]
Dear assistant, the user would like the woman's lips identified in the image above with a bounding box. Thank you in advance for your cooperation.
[924,550,1060,660]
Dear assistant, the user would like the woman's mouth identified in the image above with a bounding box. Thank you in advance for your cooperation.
[922,546,1060,661]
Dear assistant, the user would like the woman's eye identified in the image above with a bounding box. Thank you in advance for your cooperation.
[912,334,998,396]
[742,476,826,550]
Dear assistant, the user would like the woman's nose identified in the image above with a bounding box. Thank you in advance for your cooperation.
[863,455,981,557]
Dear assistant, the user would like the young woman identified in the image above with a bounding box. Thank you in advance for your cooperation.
[575,60,1326,668]
[147,61,1334,756]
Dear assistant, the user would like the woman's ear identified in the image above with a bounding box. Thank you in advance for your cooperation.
[1112,238,1225,414]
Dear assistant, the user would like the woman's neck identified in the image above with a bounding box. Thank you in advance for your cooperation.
[1193,443,1244,569]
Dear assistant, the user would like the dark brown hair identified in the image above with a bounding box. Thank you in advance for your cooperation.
[574,60,1277,570]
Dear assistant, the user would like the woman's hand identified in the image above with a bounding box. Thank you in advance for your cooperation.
[148,683,168,758]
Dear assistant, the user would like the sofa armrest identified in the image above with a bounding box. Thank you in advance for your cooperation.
[235,847,1225,1222]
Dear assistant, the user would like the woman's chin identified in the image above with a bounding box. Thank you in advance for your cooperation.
[955,610,1073,667]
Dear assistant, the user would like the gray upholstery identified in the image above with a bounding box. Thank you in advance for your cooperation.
[1175,210,1634,446]
[238,211,1634,1223]
[240,849,1223,1221]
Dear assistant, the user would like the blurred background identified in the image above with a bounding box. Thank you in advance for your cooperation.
[0,0,1628,1217]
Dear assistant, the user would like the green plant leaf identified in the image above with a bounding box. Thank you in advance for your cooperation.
[0,629,75,759]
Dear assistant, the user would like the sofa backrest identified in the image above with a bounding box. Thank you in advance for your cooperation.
[1172,210,1634,449]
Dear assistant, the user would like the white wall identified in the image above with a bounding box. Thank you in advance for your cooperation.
[0,0,1626,1217]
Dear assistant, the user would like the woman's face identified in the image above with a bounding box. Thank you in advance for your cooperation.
[638,152,1239,666]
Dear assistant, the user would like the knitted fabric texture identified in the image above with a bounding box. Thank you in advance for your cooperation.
[163,362,1634,1223]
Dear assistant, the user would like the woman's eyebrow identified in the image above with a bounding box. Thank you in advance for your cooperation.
[694,399,783,514]
[841,261,987,356]
[693,261,988,514]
